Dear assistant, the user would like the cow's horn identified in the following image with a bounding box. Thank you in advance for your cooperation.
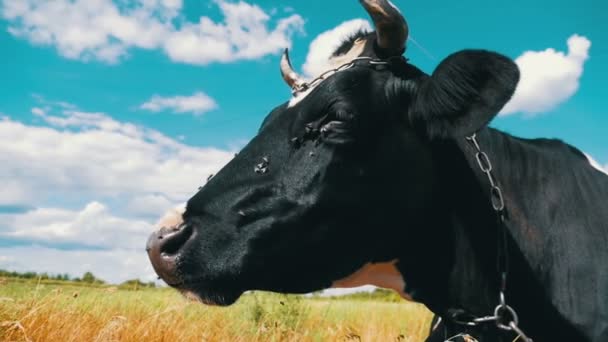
[360,0,408,55]
[280,48,303,90]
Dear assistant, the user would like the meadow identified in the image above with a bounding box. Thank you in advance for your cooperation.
[0,277,433,342]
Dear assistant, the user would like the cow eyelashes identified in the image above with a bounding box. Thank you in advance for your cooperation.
[290,112,354,149]
[321,121,349,133]
[334,109,355,122]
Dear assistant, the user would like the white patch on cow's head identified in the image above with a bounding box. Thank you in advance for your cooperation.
[288,86,316,108]
[584,153,608,176]
[155,204,186,230]
[302,19,371,78]
[327,37,367,69]
[288,38,367,108]
[288,19,372,108]
[331,259,412,300]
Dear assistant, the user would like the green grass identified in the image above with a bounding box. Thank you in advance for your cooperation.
[0,277,433,341]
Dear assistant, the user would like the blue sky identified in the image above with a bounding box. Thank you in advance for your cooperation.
[0,0,606,284]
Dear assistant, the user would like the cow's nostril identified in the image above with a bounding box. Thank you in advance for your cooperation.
[159,224,194,256]
[146,223,194,286]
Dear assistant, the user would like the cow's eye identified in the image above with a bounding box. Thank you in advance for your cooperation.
[296,109,357,147]
[320,120,355,145]
[334,109,355,122]
[321,120,349,135]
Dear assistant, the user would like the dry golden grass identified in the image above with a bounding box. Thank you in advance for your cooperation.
[0,278,433,342]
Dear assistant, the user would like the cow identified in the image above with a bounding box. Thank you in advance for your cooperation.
[146,1,608,341]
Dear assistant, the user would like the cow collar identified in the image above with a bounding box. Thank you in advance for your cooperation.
[289,55,409,96]
[445,133,534,342]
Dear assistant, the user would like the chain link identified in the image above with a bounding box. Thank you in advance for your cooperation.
[292,61,533,342]
[445,333,479,342]
[466,134,505,212]
[457,133,533,342]
[291,56,402,95]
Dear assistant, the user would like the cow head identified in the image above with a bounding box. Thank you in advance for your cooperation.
[146,0,519,306]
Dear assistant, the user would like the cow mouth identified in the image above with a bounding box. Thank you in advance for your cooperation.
[147,223,244,306]
[175,283,243,306]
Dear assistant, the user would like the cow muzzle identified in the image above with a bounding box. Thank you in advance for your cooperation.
[146,223,194,286]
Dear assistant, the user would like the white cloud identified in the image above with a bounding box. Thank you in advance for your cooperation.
[302,19,371,78]
[125,194,175,218]
[0,101,237,283]
[0,246,157,284]
[1,0,304,65]
[31,107,45,116]
[0,106,234,207]
[163,1,304,65]
[584,153,608,176]
[318,285,377,297]
[501,34,591,116]
[1,202,151,250]
[31,94,77,110]
[0,182,31,206]
[140,91,218,115]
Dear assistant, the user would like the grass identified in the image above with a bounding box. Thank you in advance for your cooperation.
[0,277,433,342]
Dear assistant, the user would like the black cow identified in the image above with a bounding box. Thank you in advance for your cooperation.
[146,1,608,341]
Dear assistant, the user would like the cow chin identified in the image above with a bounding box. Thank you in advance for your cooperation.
[177,285,243,307]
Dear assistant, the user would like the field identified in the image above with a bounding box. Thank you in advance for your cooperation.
[0,278,433,342]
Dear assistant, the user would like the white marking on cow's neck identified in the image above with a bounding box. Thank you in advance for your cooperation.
[585,153,608,176]
[288,39,367,108]
[155,205,186,230]
[288,86,315,107]
[331,259,412,300]
[386,0,401,12]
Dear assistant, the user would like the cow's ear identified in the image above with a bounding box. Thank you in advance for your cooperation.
[409,50,519,139]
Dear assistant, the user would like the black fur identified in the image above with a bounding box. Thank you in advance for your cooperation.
[409,50,519,139]
[149,44,607,342]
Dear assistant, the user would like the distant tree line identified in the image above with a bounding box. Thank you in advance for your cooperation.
[308,288,404,302]
[118,279,157,290]
[0,269,76,282]
[0,269,157,289]
[0,269,106,284]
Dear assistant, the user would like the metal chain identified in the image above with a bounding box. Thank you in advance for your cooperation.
[466,134,505,212]
[460,133,533,342]
[291,56,405,95]
[445,333,479,342]
[291,59,533,342]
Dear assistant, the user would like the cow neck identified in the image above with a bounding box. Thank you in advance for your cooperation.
[429,136,501,315]
[448,128,588,341]
[388,134,499,318]
[398,133,532,341]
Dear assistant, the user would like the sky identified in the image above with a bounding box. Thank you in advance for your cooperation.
[0,0,606,286]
